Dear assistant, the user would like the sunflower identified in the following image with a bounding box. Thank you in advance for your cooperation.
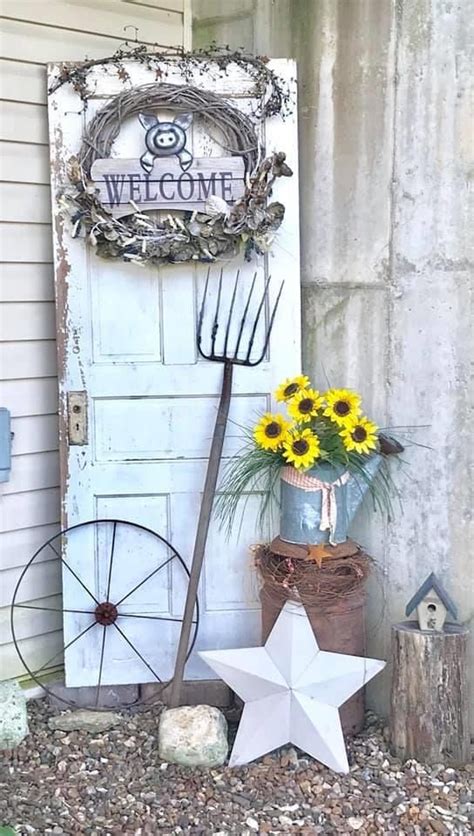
[253,413,291,451]
[283,428,320,470]
[275,375,310,403]
[340,416,379,455]
[324,388,361,427]
[288,388,324,423]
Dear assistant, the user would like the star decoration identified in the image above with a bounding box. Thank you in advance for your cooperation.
[199,601,385,772]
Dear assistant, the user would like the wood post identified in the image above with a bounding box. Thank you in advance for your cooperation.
[390,621,470,765]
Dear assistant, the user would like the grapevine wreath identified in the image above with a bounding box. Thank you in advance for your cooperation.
[54,47,294,266]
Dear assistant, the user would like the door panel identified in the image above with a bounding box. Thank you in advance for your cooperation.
[48,59,300,687]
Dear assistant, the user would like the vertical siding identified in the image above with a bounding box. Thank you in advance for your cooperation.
[0,0,187,681]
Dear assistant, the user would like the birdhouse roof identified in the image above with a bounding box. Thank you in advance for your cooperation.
[405,572,458,618]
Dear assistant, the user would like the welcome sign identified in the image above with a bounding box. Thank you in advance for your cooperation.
[91,157,246,218]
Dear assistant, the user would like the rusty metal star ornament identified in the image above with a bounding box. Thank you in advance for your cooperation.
[199,601,385,772]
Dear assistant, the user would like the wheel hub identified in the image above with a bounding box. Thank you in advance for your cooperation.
[94,601,118,626]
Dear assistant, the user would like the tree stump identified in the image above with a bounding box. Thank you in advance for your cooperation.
[390,621,470,765]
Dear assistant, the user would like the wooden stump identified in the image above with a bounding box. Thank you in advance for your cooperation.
[390,621,470,765]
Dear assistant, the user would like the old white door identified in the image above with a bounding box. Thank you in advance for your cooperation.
[48,59,300,687]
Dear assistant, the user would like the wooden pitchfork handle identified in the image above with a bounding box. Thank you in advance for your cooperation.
[168,361,234,708]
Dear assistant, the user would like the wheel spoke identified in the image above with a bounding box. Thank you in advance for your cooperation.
[32,620,96,678]
[114,554,175,607]
[105,521,117,602]
[49,542,100,606]
[118,613,197,623]
[14,604,94,615]
[112,621,162,682]
[95,626,107,707]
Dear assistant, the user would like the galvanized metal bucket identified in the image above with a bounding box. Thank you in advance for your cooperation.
[280,455,382,546]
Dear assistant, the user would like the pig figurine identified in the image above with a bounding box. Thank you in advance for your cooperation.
[138,112,193,173]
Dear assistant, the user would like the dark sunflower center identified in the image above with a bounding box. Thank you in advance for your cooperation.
[284,382,299,397]
[334,400,350,416]
[292,439,309,455]
[352,426,367,442]
[298,398,314,414]
[265,421,281,438]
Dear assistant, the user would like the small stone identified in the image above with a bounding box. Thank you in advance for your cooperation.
[48,710,122,733]
[429,820,449,835]
[0,681,28,749]
[158,705,228,767]
[245,817,259,831]
[347,818,364,830]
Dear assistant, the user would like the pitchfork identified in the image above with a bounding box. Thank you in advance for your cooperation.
[169,268,284,707]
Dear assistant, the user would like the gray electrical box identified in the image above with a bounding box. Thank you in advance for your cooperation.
[0,408,12,483]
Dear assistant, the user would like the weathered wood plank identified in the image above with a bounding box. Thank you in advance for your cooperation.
[390,622,470,765]
[91,156,246,216]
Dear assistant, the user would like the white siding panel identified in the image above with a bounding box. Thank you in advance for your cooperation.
[2,1,183,42]
[0,263,55,302]
[0,341,57,379]
[0,302,56,340]
[0,142,50,185]
[11,415,59,455]
[0,487,61,534]
[0,183,52,223]
[3,451,60,496]
[1,523,61,571]
[1,594,63,647]
[0,223,53,261]
[0,0,186,681]
[0,59,47,105]
[1,380,58,417]
[1,632,63,681]
[1,557,61,607]
[0,101,48,145]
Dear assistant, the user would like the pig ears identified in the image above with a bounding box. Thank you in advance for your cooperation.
[138,113,158,130]
[173,113,193,131]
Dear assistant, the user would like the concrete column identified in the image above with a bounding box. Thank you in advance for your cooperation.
[192,0,473,727]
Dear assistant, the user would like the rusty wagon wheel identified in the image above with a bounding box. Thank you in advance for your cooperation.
[11,519,199,710]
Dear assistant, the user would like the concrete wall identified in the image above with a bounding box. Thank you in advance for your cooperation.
[193,0,473,725]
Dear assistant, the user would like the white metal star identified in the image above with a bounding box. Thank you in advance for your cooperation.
[199,600,385,772]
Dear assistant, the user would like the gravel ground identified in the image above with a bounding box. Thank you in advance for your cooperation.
[0,699,472,835]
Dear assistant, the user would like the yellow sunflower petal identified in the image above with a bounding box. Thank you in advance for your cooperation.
[253,412,291,451]
[275,375,311,403]
[282,428,320,470]
[323,388,362,427]
[288,388,324,423]
[340,416,378,455]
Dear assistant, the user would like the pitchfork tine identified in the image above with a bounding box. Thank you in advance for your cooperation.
[197,267,211,358]
[250,279,285,366]
[233,271,257,359]
[210,268,224,357]
[245,274,271,363]
[223,269,240,357]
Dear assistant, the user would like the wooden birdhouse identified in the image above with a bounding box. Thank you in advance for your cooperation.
[405,572,458,631]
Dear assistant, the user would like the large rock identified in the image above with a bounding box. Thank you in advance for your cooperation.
[48,709,122,733]
[158,705,228,767]
[0,681,28,750]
